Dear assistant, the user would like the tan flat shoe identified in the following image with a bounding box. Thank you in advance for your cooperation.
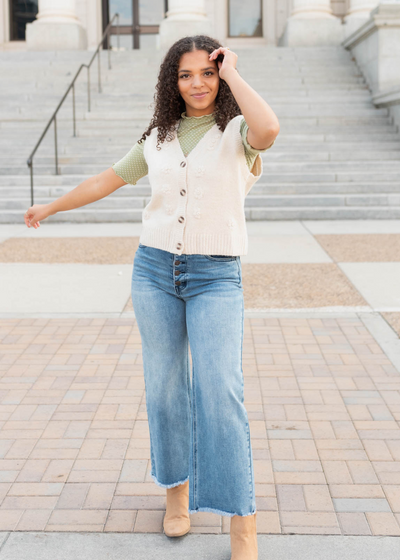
[230,511,258,560]
[163,479,190,537]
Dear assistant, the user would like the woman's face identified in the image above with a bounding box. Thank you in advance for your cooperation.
[177,49,220,117]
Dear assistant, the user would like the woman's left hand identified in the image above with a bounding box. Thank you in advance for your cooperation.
[209,47,238,81]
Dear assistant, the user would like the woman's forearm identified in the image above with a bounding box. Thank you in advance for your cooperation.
[224,68,279,147]
[47,175,100,215]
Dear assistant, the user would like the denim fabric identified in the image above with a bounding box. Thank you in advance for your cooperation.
[131,243,256,517]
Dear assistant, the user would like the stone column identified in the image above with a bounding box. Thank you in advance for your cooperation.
[26,0,87,50]
[158,0,211,53]
[279,0,343,45]
[343,0,379,37]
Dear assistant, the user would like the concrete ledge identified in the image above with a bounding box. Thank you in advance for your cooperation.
[279,19,344,46]
[1,533,400,560]
[26,22,87,50]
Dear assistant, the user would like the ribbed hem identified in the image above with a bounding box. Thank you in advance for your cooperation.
[151,472,189,489]
[139,228,248,256]
[188,506,257,517]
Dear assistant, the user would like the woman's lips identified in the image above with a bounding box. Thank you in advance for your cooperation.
[192,93,208,98]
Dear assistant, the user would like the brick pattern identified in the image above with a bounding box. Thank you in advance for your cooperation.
[0,317,400,535]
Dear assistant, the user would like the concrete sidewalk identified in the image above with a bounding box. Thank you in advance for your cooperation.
[1,220,400,316]
[0,532,399,560]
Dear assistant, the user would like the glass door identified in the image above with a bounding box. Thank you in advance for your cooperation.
[9,0,38,40]
[228,0,262,37]
[104,0,168,49]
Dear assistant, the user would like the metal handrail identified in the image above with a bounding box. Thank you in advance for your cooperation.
[26,13,121,207]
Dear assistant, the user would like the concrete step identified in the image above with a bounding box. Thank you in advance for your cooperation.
[5,149,400,166]
[4,192,400,212]
[1,44,400,222]
[4,181,400,198]
[3,205,400,224]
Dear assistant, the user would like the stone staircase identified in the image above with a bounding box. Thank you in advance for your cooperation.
[1,45,400,223]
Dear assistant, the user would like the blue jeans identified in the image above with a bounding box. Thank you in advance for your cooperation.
[131,243,256,517]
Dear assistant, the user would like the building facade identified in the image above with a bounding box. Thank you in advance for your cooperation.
[0,0,382,51]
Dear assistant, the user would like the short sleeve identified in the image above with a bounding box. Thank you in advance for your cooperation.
[111,140,148,185]
[240,118,275,171]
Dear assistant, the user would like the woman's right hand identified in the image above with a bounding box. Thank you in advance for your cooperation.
[24,204,52,229]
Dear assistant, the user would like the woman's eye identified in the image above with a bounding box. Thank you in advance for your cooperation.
[179,72,213,79]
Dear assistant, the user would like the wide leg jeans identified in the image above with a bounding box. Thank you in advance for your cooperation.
[131,243,256,517]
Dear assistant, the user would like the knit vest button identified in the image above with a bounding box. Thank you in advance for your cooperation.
[176,243,182,249]
[180,161,186,167]
[180,189,186,196]
[178,216,185,223]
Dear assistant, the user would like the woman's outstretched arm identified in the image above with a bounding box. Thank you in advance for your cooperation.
[209,47,280,150]
[24,139,148,228]
[24,167,127,228]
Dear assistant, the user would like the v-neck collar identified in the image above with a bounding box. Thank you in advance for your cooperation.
[173,119,219,161]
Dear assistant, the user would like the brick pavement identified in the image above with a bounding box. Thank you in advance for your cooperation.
[1,315,400,535]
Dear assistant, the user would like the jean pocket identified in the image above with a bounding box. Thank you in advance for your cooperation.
[204,255,238,262]
[138,243,147,248]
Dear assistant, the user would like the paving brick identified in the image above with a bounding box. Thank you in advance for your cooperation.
[337,512,372,535]
[292,440,319,461]
[8,482,63,496]
[363,440,393,461]
[321,461,353,484]
[55,483,90,509]
[0,509,24,530]
[83,483,116,509]
[384,486,400,513]
[15,509,52,531]
[282,526,341,535]
[0,496,59,509]
[280,512,339,528]
[303,485,334,512]
[333,498,391,512]
[255,511,281,534]
[366,512,400,536]
[329,484,384,499]
[274,473,326,485]
[104,510,137,532]
[133,510,164,532]
[276,485,306,511]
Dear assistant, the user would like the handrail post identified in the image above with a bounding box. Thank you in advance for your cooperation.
[87,66,91,112]
[54,115,59,175]
[72,82,76,137]
[29,161,34,207]
[98,49,101,93]
[108,29,111,70]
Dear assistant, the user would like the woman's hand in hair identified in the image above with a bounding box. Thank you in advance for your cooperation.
[209,47,238,82]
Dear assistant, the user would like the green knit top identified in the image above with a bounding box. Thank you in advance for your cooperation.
[111,111,275,185]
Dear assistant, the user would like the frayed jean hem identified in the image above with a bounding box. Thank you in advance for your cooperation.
[188,506,257,517]
[151,473,189,489]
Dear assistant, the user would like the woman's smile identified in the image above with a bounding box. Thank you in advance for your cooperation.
[192,92,208,99]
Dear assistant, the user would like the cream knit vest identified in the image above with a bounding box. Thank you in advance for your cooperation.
[140,114,263,256]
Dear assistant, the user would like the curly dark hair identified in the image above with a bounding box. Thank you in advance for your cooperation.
[137,35,242,150]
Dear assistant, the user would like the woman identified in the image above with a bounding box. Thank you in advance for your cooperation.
[24,35,279,560]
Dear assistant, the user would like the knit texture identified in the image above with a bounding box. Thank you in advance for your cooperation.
[111,111,274,186]
[139,114,264,256]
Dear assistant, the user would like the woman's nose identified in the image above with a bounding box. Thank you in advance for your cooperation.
[192,76,203,87]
